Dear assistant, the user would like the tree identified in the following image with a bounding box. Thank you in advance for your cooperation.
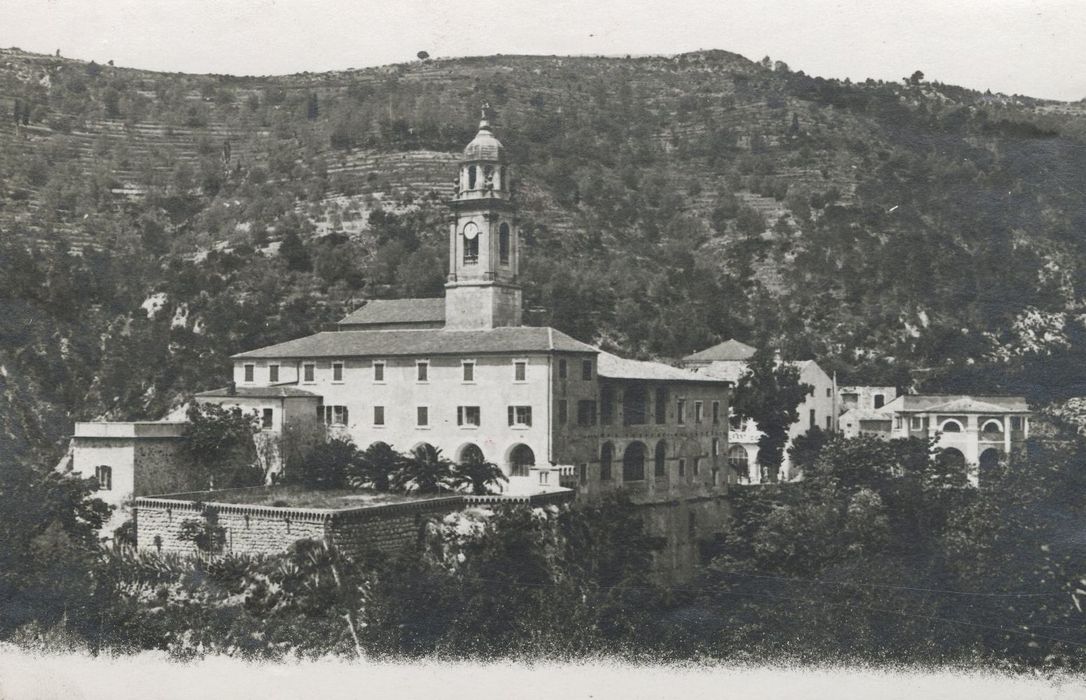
[788,425,829,474]
[732,346,812,481]
[908,70,925,86]
[0,459,110,636]
[349,441,403,492]
[182,403,262,489]
[450,453,508,495]
[278,229,311,272]
[294,436,361,489]
[391,444,455,494]
[416,50,430,61]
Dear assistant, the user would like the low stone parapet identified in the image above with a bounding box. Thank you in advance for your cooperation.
[134,484,573,560]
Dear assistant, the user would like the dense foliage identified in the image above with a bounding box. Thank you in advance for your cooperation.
[3,48,1086,468]
[287,436,507,496]
[4,420,1086,669]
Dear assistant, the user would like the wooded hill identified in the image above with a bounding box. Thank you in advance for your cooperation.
[2,46,1086,466]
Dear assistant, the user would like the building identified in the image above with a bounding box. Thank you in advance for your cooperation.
[63,421,196,517]
[838,393,1031,486]
[70,111,733,580]
[681,339,836,483]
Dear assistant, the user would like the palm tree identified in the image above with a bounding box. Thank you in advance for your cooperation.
[451,455,508,495]
[391,444,455,494]
[348,441,402,492]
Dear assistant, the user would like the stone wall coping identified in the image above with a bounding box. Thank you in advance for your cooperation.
[465,489,575,507]
[135,493,469,523]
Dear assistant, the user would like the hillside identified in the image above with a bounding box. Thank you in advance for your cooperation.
[2,47,1086,466]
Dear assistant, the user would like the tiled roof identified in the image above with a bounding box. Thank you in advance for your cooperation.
[233,326,597,360]
[596,351,728,385]
[683,339,757,362]
[338,298,445,327]
[840,407,893,422]
[883,394,1029,414]
[688,361,748,383]
[196,385,321,399]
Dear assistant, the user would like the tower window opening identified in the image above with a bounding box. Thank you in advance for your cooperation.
[468,165,477,190]
[464,232,479,264]
[499,223,511,265]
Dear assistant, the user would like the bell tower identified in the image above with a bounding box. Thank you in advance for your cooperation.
[444,106,523,330]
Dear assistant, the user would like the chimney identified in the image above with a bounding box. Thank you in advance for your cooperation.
[227,381,236,396]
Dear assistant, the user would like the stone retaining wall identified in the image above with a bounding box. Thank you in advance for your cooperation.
[134,489,574,559]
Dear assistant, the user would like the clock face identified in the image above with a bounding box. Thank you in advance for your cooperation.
[463,222,479,240]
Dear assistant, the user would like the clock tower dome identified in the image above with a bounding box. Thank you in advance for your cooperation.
[444,106,523,330]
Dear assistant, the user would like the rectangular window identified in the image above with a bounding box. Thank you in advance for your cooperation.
[582,360,593,380]
[462,361,475,382]
[373,361,385,382]
[303,363,315,382]
[558,399,568,425]
[417,361,429,382]
[373,406,385,426]
[712,438,720,456]
[600,386,613,425]
[874,394,885,409]
[332,362,344,382]
[577,400,597,427]
[95,465,112,491]
[712,401,721,425]
[262,408,273,429]
[514,360,527,382]
[810,409,816,428]
[826,387,832,398]
[324,405,348,426]
[677,400,686,425]
[579,463,587,485]
[243,364,254,382]
[678,458,686,477]
[826,415,832,430]
[1011,416,1023,431]
[655,388,668,425]
[895,416,903,430]
[695,401,704,424]
[417,406,429,427]
[559,359,567,379]
[693,457,701,476]
[457,405,480,427]
[911,416,923,430]
[269,364,279,383]
[508,405,532,427]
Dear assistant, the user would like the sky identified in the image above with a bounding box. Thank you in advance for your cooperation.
[5,0,1085,101]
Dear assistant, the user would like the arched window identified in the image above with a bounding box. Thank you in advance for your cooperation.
[937,447,966,468]
[622,441,647,482]
[458,443,485,465]
[977,447,999,486]
[468,165,477,190]
[940,419,963,433]
[462,222,479,264]
[728,446,749,479]
[654,441,667,477]
[981,419,1003,435]
[95,465,112,491]
[509,444,535,477]
[600,442,614,481]
[499,223,511,265]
